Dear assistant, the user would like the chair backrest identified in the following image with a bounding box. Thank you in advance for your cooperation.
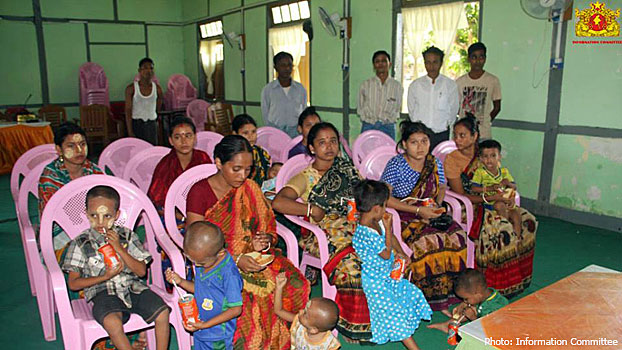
[186,99,210,131]
[98,137,153,176]
[17,162,48,231]
[280,135,304,161]
[79,62,109,106]
[133,73,160,85]
[352,130,396,167]
[358,145,398,181]
[276,154,314,191]
[206,102,234,135]
[80,104,110,143]
[431,140,456,163]
[10,144,57,203]
[38,105,67,129]
[163,164,218,247]
[256,126,292,163]
[195,131,223,160]
[39,175,185,336]
[122,146,170,192]
[166,74,197,109]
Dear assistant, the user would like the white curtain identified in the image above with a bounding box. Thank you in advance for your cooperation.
[200,40,222,94]
[429,2,464,55]
[268,24,308,83]
[402,6,431,75]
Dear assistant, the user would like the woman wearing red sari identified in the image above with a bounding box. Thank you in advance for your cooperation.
[444,115,537,297]
[185,135,309,349]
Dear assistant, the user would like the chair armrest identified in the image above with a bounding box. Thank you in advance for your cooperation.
[446,189,473,233]
[443,195,465,230]
[385,208,412,257]
[276,222,300,268]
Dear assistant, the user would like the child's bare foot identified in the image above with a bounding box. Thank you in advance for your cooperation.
[427,321,449,332]
[342,335,359,344]
[132,331,147,350]
[440,309,452,318]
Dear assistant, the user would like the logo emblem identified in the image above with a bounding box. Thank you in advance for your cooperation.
[575,1,620,37]
[202,298,213,311]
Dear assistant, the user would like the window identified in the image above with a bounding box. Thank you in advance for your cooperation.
[199,20,225,100]
[271,1,310,25]
[399,1,479,112]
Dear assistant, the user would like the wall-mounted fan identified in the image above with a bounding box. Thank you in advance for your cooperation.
[221,32,245,50]
[318,6,351,39]
[520,0,572,20]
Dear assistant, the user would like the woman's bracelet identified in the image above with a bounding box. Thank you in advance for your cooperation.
[482,192,491,204]
[235,254,243,265]
[306,202,311,217]
[416,207,420,216]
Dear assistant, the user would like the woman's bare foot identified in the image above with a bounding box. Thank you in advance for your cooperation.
[427,321,450,332]
[342,335,360,344]
[440,309,452,318]
[132,331,147,350]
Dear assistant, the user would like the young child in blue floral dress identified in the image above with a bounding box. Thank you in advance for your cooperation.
[352,180,432,350]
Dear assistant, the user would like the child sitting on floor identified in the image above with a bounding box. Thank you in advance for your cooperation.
[261,162,283,200]
[63,186,170,350]
[427,269,509,332]
[274,272,341,350]
[351,180,432,350]
[471,139,522,234]
[166,221,243,350]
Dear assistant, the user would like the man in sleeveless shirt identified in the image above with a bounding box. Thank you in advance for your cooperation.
[125,58,163,145]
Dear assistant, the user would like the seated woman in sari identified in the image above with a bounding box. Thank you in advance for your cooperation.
[272,122,418,342]
[185,135,309,350]
[380,121,468,316]
[231,114,272,186]
[444,115,537,297]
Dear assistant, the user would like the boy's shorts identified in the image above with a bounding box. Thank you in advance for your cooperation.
[91,289,170,326]
[194,338,233,350]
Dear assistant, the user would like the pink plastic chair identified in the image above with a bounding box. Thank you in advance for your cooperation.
[17,162,56,340]
[99,137,152,177]
[340,134,353,159]
[10,144,57,204]
[352,130,396,167]
[79,62,110,106]
[39,175,190,350]
[280,135,303,161]
[165,74,197,110]
[186,99,210,131]
[163,164,300,267]
[256,126,291,163]
[195,131,223,160]
[358,145,399,181]
[122,146,170,192]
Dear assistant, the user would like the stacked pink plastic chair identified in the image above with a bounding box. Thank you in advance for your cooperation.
[39,175,190,350]
[196,131,223,160]
[99,137,152,177]
[79,62,110,106]
[352,130,396,167]
[164,74,197,110]
[256,126,291,163]
[186,99,210,131]
[122,146,170,192]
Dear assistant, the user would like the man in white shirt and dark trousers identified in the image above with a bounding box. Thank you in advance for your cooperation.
[125,58,163,145]
[407,46,459,151]
[357,50,403,140]
[261,52,307,138]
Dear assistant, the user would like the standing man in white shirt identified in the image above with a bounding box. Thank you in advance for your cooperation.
[407,46,459,150]
[357,50,403,139]
[125,57,163,145]
[261,51,307,138]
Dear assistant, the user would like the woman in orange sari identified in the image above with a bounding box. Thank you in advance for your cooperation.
[185,135,309,349]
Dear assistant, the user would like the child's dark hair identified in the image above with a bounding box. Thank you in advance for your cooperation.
[213,135,252,164]
[138,57,154,67]
[232,114,257,133]
[313,298,340,332]
[397,121,432,152]
[169,116,196,136]
[273,51,294,66]
[184,221,225,255]
[298,107,321,127]
[306,122,340,155]
[271,162,283,167]
[422,46,444,62]
[454,113,480,137]
[478,139,502,155]
[372,50,391,63]
[86,185,120,211]
[455,268,487,294]
[54,122,87,146]
[353,180,390,213]
[468,42,487,57]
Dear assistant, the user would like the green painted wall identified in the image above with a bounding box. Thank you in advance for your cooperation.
[183,0,208,22]
[244,7,268,103]
[117,0,182,22]
[223,13,243,101]
[43,22,87,103]
[309,0,342,108]
[0,0,32,16]
[0,21,41,106]
[40,0,114,20]
[149,26,186,88]
[183,24,200,89]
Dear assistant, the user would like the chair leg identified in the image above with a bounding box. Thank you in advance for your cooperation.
[21,239,36,296]
[35,270,56,341]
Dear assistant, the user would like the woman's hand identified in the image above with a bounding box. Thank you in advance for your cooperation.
[252,233,271,252]
[236,255,265,273]
[418,206,442,220]
[309,204,325,222]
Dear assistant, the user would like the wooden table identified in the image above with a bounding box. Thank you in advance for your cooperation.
[0,122,53,175]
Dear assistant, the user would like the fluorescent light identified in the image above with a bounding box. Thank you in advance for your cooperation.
[299,1,310,19]
[289,3,301,21]
[280,5,291,22]
[272,7,283,24]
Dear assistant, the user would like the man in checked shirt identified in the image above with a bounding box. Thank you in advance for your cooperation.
[63,185,170,350]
